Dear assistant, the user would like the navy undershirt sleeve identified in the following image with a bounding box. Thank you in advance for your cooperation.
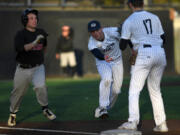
[119,39,133,51]
[90,48,104,60]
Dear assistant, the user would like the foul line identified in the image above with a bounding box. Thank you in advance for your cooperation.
[0,126,98,135]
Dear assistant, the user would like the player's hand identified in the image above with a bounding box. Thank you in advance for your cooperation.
[105,55,113,63]
[32,34,44,46]
[129,50,138,65]
[24,35,44,51]
[56,54,60,59]
[132,50,138,56]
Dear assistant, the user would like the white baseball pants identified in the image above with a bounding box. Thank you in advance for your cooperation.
[97,58,123,109]
[128,46,167,126]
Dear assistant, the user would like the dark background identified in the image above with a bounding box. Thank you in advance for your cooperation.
[0,9,174,79]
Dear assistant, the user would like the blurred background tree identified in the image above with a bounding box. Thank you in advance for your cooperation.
[152,0,180,4]
[94,0,125,6]
[93,0,180,6]
[1,0,180,7]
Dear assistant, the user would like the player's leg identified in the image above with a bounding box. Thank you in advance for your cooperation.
[119,55,151,130]
[95,62,112,118]
[108,59,123,109]
[60,52,69,76]
[147,55,168,132]
[128,56,152,123]
[68,51,77,67]
[68,51,77,77]
[97,62,112,108]
[128,67,149,123]
[8,65,30,126]
[32,65,56,120]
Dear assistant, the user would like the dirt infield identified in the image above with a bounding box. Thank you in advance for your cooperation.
[0,120,180,135]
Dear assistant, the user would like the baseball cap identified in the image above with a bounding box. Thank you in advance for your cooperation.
[88,20,101,32]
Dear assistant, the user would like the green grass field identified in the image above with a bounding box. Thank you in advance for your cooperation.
[0,76,180,123]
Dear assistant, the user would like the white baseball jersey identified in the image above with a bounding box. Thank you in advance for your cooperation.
[121,10,164,50]
[88,27,123,109]
[88,27,122,64]
[121,10,167,126]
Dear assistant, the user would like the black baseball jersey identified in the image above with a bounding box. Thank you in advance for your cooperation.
[14,28,48,65]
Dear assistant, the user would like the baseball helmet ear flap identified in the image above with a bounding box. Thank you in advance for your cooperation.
[21,8,39,27]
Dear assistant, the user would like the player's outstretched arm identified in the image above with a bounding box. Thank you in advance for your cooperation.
[90,48,105,60]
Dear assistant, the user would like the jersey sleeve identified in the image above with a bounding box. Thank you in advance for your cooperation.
[111,27,121,40]
[121,19,132,40]
[104,27,121,41]
[88,36,97,51]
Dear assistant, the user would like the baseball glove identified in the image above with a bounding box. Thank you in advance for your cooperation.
[129,50,138,65]
[32,34,44,45]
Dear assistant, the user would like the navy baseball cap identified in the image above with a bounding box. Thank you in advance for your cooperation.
[88,20,101,32]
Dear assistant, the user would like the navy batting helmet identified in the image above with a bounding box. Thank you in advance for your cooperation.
[88,20,101,32]
[21,8,38,27]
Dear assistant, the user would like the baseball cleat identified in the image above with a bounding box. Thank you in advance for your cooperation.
[100,113,109,119]
[43,108,56,120]
[95,107,109,119]
[8,113,16,126]
[118,121,137,130]
[153,121,168,132]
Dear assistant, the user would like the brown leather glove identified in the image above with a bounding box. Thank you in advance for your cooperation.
[129,50,138,65]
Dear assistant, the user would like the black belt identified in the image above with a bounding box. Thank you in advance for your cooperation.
[143,44,163,48]
[143,44,151,48]
[19,63,41,69]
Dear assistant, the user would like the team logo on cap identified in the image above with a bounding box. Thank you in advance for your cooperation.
[91,23,96,28]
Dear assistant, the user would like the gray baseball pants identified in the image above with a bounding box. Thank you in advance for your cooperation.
[10,64,48,113]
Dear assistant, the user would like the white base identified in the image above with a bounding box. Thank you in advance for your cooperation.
[100,129,142,135]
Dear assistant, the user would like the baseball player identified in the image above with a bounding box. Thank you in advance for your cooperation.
[7,8,56,127]
[118,0,168,132]
[87,20,123,119]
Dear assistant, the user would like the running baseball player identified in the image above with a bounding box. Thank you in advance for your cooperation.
[118,0,168,132]
[87,20,123,119]
[7,8,56,127]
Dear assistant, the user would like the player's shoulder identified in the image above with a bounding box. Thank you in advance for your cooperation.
[129,10,159,20]
[15,28,25,37]
[88,36,96,44]
[103,27,118,32]
[145,11,159,18]
[88,36,98,50]
[36,28,48,37]
[103,27,119,36]
[125,13,137,23]
[36,28,46,33]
